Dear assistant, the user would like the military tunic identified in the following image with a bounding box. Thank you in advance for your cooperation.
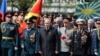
[70,29,89,56]
[1,22,19,56]
[92,29,100,56]
[21,28,39,56]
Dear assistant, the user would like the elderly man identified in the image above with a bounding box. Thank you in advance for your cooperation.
[53,17,63,30]
[39,19,60,56]
[70,19,89,56]
[92,19,100,56]
[87,19,95,32]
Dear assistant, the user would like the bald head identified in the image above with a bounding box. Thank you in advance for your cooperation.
[44,19,51,27]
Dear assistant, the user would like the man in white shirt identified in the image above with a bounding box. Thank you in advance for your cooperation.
[59,18,73,56]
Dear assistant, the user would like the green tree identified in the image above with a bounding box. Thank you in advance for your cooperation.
[13,0,36,11]
[85,0,94,2]
[0,0,2,7]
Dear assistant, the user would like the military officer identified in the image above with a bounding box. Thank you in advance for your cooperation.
[1,12,19,56]
[70,19,89,56]
[92,19,100,56]
[21,19,39,56]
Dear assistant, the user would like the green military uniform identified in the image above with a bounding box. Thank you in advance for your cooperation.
[21,20,39,56]
[1,22,19,56]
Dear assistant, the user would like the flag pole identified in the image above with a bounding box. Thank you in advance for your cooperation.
[11,0,13,12]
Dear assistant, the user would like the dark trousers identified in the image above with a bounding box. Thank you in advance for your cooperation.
[15,46,21,56]
[72,55,84,56]
[0,48,1,55]
[59,52,70,56]
[87,55,96,56]
[2,48,14,56]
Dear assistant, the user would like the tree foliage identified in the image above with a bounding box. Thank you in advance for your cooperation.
[13,0,36,11]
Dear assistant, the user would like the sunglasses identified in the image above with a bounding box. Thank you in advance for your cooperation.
[14,15,18,16]
[7,16,12,18]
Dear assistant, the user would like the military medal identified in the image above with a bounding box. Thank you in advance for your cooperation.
[48,31,51,35]
[10,27,14,30]
[30,33,35,42]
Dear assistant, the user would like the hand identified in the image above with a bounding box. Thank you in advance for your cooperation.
[21,45,24,49]
[95,52,98,55]
[14,47,18,51]
[65,40,71,46]
[39,51,42,54]
[55,51,59,54]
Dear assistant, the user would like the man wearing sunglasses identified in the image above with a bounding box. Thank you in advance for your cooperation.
[1,12,19,56]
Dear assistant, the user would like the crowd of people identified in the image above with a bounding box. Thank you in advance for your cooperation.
[0,11,100,56]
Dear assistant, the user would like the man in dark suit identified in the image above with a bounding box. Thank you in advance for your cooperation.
[39,19,60,56]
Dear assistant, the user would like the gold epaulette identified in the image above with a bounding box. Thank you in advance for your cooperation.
[93,29,97,30]
[93,28,100,30]
[1,22,7,25]
[73,26,77,31]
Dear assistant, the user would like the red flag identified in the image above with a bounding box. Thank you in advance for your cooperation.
[19,0,42,38]
[25,0,42,25]
[18,21,26,39]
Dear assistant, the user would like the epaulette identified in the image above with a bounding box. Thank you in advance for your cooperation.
[1,22,7,27]
[1,22,7,25]
[73,26,77,31]
[93,28,97,30]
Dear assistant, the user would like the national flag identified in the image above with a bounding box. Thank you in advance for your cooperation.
[0,0,7,21]
[25,0,43,25]
[75,2,100,20]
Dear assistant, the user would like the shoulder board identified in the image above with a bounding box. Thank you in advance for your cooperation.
[1,22,7,24]
[1,22,7,26]
[93,29,97,30]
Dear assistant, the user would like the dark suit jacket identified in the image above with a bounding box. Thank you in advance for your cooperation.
[39,26,60,56]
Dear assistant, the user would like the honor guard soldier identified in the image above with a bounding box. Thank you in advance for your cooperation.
[92,19,100,56]
[70,19,89,56]
[1,12,19,56]
[21,18,39,56]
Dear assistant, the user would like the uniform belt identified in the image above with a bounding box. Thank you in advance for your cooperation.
[2,37,14,40]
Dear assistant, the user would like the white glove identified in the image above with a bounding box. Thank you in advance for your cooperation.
[95,52,98,55]
[21,45,24,49]
[14,47,18,51]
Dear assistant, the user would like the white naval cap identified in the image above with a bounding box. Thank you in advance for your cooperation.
[76,18,86,23]
[94,16,100,19]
